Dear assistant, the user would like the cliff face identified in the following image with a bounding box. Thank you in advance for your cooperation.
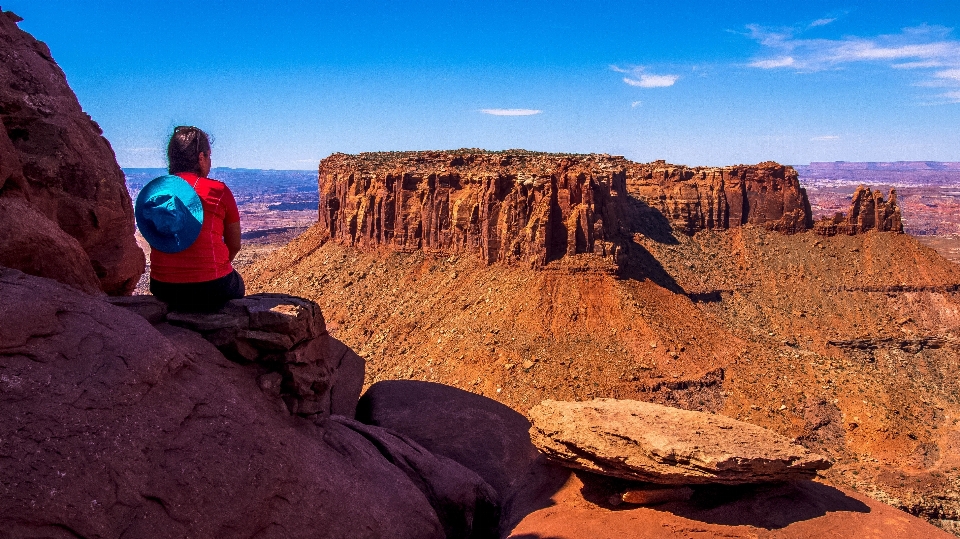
[0,10,144,294]
[814,186,904,236]
[318,151,816,266]
[626,160,813,234]
[319,151,629,266]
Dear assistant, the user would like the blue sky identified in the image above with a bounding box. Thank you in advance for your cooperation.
[7,1,960,169]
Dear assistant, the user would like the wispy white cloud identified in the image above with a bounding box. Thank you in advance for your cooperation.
[750,56,795,68]
[942,90,960,103]
[479,109,542,116]
[623,74,678,87]
[747,24,960,71]
[935,68,960,81]
[745,23,960,103]
[811,135,840,141]
[809,18,837,28]
[612,65,679,88]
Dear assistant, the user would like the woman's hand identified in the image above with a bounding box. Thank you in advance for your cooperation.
[224,222,241,262]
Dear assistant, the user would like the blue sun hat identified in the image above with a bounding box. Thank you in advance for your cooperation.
[135,175,204,253]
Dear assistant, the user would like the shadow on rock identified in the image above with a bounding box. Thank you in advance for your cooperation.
[578,471,870,530]
[614,239,686,295]
[357,380,572,537]
[622,196,679,245]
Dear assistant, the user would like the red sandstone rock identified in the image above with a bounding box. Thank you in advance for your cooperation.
[317,151,813,267]
[162,293,364,419]
[105,294,169,324]
[332,415,500,538]
[507,472,953,538]
[814,185,904,236]
[529,399,831,485]
[625,160,813,234]
[0,196,101,294]
[0,115,26,195]
[319,151,622,266]
[0,267,452,538]
[356,380,572,536]
[0,10,144,294]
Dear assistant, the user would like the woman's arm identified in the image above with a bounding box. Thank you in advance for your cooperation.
[224,222,241,262]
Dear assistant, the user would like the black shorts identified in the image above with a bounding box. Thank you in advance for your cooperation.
[150,269,245,313]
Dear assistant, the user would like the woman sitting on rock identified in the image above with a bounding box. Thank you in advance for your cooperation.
[135,126,244,312]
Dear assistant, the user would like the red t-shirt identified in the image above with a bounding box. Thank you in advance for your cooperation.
[149,172,240,283]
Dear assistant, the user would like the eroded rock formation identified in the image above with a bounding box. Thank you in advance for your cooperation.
[319,151,626,266]
[814,185,904,236]
[625,160,813,234]
[317,151,816,267]
[0,10,144,294]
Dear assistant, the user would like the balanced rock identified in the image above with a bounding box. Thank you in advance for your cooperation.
[529,399,831,485]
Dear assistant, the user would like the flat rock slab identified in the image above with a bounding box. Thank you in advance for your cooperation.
[529,399,831,485]
[223,293,326,343]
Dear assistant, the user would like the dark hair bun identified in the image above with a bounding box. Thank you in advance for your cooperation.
[167,126,211,175]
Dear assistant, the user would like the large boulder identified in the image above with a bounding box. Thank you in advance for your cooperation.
[333,416,500,539]
[529,399,831,485]
[0,267,448,538]
[356,380,571,535]
[0,10,144,294]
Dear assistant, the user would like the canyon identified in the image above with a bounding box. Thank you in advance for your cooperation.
[246,150,960,535]
[1,7,958,538]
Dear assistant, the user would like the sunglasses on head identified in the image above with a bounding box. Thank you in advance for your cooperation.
[175,127,204,155]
